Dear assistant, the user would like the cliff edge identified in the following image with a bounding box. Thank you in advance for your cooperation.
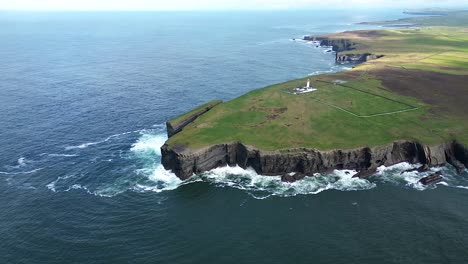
[162,141,468,180]
[303,35,384,63]
[166,100,222,137]
[161,26,468,181]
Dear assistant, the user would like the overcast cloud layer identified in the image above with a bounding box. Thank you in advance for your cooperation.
[0,0,466,11]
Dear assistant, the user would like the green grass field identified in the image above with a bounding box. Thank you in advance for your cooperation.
[166,18,468,152]
[168,100,222,128]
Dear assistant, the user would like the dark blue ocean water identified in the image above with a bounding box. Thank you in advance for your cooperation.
[1,10,468,263]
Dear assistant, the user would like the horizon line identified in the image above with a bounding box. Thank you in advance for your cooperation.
[0,5,466,12]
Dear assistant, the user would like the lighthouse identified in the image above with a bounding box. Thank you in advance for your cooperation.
[306,79,311,88]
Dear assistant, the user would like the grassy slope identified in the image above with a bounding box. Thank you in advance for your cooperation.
[327,27,468,75]
[166,23,468,152]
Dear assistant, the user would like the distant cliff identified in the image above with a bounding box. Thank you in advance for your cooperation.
[161,140,468,180]
[303,36,383,63]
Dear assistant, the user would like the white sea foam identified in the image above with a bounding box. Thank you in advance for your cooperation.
[0,168,43,175]
[17,157,27,167]
[132,165,182,193]
[132,169,183,193]
[198,166,375,198]
[65,129,145,150]
[65,184,90,192]
[47,153,79,157]
[5,157,29,169]
[196,162,467,197]
[130,133,168,156]
[46,174,75,192]
[65,141,103,150]
[376,163,427,190]
[130,130,183,193]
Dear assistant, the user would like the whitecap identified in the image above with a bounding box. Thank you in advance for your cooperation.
[17,157,27,167]
[65,129,147,150]
[5,157,30,169]
[65,184,89,192]
[374,163,450,191]
[437,181,449,186]
[47,153,79,157]
[65,141,102,150]
[198,166,375,198]
[130,133,168,156]
[130,130,183,193]
[46,174,75,192]
[0,168,43,175]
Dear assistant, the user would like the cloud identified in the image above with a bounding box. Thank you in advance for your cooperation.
[0,0,466,11]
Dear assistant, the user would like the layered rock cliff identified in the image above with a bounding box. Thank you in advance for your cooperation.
[166,100,222,137]
[303,36,383,63]
[161,140,468,180]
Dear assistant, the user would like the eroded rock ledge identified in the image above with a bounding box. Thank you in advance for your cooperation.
[161,140,468,180]
[166,100,222,137]
[303,36,383,63]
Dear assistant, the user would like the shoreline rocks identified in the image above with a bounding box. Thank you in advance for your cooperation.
[302,35,383,63]
[419,173,443,185]
[161,140,468,181]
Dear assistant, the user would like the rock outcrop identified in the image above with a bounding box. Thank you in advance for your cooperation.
[161,140,468,180]
[336,53,384,63]
[419,173,443,185]
[166,100,222,137]
[303,36,383,63]
[303,36,357,52]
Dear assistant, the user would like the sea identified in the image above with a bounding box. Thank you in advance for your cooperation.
[1,10,468,263]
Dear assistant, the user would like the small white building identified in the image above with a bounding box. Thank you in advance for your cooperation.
[292,79,317,94]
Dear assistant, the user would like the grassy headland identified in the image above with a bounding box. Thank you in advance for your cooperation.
[165,14,468,152]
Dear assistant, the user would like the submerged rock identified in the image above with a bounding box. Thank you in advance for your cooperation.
[401,164,430,174]
[281,173,306,183]
[419,173,443,185]
[352,167,377,178]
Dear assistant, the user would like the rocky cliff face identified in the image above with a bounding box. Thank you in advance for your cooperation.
[166,100,222,137]
[303,36,357,52]
[161,140,468,180]
[336,53,384,63]
[303,36,383,63]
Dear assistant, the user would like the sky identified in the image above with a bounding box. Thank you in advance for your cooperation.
[0,0,466,11]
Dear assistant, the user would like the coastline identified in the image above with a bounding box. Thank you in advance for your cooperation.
[162,139,468,180]
[161,14,468,181]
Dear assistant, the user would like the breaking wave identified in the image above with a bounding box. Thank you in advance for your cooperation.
[130,131,182,193]
[42,126,468,199]
[64,129,146,150]
[197,166,375,199]
[46,125,181,197]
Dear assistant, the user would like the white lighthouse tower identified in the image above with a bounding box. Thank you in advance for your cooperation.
[306,79,311,88]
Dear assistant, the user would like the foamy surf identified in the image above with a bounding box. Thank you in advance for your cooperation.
[375,163,442,191]
[131,130,183,193]
[130,133,168,156]
[46,126,468,198]
[196,165,376,198]
[44,126,183,197]
[65,129,146,150]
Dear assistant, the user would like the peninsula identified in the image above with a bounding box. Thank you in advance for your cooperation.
[161,10,468,181]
